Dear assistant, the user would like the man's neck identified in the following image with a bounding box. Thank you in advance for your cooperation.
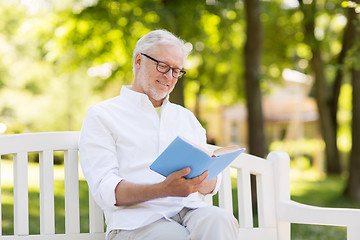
[150,98,164,108]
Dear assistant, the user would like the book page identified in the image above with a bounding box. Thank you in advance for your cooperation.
[213,145,242,156]
[179,136,213,156]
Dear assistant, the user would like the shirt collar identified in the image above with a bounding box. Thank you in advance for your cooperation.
[119,85,170,110]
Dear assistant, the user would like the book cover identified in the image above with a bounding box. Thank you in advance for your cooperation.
[150,136,245,180]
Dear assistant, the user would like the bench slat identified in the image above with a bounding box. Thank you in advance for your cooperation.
[89,194,104,233]
[218,166,233,214]
[13,152,29,235]
[256,171,277,228]
[238,228,277,240]
[237,167,253,228]
[39,150,55,234]
[0,132,79,155]
[64,150,80,234]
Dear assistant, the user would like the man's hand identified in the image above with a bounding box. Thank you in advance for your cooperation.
[198,176,217,195]
[115,168,216,206]
[161,167,209,197]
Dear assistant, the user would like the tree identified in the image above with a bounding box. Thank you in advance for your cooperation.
[344,0,360,200]
[298,0,341,174]
[244,0,265,158]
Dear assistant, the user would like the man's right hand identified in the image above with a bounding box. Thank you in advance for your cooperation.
[115,168,208,206]
[161,167,209,197]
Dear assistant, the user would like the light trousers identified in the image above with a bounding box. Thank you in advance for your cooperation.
[108,206,239,240]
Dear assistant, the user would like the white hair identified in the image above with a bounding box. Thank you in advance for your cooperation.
[132,29,190,73]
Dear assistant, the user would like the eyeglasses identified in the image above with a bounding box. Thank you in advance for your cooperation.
[141,53,186,79]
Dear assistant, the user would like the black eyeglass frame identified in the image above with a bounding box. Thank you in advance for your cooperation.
[140,53,186,79]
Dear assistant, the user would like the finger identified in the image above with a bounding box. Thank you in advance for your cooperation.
[171,167,191,178]
[200,171,209,182]
[192,170,209,184]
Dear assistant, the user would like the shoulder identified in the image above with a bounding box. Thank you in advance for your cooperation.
[88,96,121,114]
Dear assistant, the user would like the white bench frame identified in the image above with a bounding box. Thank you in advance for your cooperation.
[0,131,359,239]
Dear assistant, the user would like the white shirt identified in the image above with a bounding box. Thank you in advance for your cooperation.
[79,86,221,237]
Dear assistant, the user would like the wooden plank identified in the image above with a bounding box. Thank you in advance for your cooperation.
[64,150,80,234]
[218,167,233,214]
[232,153,273,175]
[0,232,105,240]
[348,224,360,240]
[0,132,80,155]
[238,228,277,240]
[13,152,29,235]
[39,150,55,235]
[256,171,277,228]
[89,194,104,234]
[237,168,253,228]
[267,152,291,240]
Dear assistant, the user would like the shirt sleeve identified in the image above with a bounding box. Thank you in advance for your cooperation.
[79,106,122,210]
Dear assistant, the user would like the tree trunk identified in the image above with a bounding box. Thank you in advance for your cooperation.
[346,66,360,200]
[330,6,354,126]
[344,1,360,200]
[162,0,186,107]
[244,0,264,210]
[244,0,265,158]
[170,78,185,106]
[299,0,341,174]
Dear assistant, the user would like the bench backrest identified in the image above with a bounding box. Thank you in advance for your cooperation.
[0,131,105,239]
[0,131,284,239]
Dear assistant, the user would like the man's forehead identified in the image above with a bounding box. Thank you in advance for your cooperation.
[150,44,184,66]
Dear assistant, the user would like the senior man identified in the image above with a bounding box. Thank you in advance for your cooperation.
[79,29,239,240]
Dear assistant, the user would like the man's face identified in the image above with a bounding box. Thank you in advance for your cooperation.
[132,44,184,107]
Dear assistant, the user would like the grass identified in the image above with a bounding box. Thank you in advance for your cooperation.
[0,160,91,235]
[289,168,359,240]
[1,180,91,235]
[1,160,359,238]
[211,167,360,240]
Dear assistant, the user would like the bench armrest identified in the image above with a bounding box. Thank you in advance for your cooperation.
[278,200,360,239]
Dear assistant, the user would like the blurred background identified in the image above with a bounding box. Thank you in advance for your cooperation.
[0,0,360,238]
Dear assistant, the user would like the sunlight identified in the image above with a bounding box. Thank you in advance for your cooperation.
[282,0,299,9]
[87,62,117,79]
[0,122,7,134]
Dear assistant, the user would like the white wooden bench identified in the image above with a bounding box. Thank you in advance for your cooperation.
[0,131,359,239]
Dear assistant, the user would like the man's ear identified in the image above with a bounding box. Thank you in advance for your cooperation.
[134,53,142,69]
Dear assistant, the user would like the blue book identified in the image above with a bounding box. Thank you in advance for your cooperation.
[150,136,245,180]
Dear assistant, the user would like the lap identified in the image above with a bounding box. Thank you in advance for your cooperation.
[108,206,238,240]
[108,218,189,240]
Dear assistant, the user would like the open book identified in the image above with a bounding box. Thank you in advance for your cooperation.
[150,136,245,180]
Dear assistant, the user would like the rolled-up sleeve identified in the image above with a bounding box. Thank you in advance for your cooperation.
[79,106,122,210]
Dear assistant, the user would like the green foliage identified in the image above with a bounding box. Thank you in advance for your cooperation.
[0,0,356,161]
[269,138,325,162]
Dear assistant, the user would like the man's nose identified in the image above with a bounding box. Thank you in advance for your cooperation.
[163,69,173,79]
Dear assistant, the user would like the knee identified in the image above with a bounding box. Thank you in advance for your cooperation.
[189,206,238,229]
[205,207,238,227]
[187,206,239,240]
